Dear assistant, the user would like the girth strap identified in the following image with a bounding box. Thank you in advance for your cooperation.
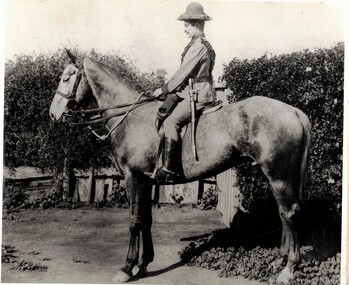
[193,76,211,84]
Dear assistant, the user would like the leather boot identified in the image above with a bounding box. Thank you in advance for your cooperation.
[153,137,182,183]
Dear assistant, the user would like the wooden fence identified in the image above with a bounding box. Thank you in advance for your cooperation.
[4,167,239,227]
[3,167,215,205]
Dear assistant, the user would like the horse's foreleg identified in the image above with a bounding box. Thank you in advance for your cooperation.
[122,216,141,275]
[113,174,149,283]
[136,187,154,278]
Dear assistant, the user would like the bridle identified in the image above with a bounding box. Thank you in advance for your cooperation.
[56,68,83,103]
[55,67,159,140]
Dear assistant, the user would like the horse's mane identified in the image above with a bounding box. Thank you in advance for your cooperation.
[88,58,151,97]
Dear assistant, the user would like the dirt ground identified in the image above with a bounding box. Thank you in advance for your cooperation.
[1,205,263,284]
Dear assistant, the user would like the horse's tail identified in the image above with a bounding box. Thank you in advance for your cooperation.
[295,108,312,202]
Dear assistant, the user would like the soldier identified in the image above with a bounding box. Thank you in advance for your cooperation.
[151,2,216,182]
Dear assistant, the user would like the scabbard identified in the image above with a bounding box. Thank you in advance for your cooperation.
[188,79,198,161]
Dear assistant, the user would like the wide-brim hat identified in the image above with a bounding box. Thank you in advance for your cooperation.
[177,2,212,21]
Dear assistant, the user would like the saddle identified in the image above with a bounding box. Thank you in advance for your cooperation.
[156,97,222,133]
[155,99,223,160]
[180,100,223,138]
[200,100,223,115]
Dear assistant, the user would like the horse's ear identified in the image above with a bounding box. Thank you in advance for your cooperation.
[64,48,78,64]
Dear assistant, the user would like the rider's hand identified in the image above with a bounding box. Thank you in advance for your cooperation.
[153,88,162,97]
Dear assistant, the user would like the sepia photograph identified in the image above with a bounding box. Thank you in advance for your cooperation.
[1,0,347,284]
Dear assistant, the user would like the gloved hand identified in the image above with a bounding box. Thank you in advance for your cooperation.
[153,88,162,97]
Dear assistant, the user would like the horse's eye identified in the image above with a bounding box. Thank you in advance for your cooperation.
[70,69,76,76]
[63,77,70,83]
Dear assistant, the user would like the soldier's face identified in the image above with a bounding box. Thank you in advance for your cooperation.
[183,21,199,38]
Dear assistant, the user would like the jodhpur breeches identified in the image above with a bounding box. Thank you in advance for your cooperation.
[163,97,211,142]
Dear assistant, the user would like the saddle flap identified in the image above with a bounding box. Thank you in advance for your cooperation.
[201,100,223,115]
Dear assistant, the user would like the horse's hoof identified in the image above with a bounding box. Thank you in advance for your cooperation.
[135,266,148,279]
[276,267,294,284]
[111,269,133,283]
[271,257,285,273]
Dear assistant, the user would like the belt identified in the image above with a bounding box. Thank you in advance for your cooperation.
[176,77,212,93]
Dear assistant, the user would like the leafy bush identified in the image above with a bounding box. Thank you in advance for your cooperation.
[103,182,129,208]
[197,185,218,210]
[3,183,29,210]
[180,229,340,284]
[2,244,48,272]
[11,260,48,272]
[295,253,340,285]
[221,43,344,216]
[30,190,65,209]
[2,245,17,263]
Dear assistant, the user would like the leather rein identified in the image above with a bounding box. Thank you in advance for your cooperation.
[57,68,159,140]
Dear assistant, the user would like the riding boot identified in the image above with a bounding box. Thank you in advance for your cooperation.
[154,137,182,183]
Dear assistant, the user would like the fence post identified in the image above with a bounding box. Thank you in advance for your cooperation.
[62,158,70,201]
[87,167,95,204]
[214,84,241,228]
[216,169,241,227]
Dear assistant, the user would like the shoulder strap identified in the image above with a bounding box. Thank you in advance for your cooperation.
[200,38,216,72]
[181,39,195,64]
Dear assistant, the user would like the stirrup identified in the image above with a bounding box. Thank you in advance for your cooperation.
[154,166,181,183]
[144,166,180,183]
[143,169,157,179]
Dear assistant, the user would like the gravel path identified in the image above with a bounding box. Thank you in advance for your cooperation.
[2,206,263,284]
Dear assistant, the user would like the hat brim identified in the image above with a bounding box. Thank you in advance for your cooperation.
[177,14,212,21]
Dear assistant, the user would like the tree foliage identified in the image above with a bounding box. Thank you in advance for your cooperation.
[4,49,162,172]
[222,43,344,215]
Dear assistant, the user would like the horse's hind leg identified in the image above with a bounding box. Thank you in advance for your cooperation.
[263,171,300,284]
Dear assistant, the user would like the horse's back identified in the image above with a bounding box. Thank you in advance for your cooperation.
[242,96,310,140]
[196,96,309,164]
[200,96,307,138]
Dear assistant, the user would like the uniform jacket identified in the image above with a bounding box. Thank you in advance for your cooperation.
[161,33,216,103]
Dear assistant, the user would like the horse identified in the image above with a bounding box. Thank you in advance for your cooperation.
[49,51,311,284]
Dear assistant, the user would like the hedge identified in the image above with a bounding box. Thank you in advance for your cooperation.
[4,43,344,217]
[180,229,340,285]
[221,42,344,216]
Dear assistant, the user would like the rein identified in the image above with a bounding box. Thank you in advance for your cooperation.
[57,67,160,140]
[85,92,150,141]
[65,91,160,141]
[66,95,158,116]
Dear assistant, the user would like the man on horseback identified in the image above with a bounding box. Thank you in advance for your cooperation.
[150,2,216,183]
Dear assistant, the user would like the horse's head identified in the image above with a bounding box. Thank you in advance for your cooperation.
[49,49,91,123]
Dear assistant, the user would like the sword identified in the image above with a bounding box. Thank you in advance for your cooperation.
[188,78,198,161]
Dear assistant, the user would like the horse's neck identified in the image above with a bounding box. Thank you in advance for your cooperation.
[84,60,139,108]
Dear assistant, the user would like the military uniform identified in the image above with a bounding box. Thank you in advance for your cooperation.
[161,33,216,103]
[160,33,216,142]
[151,2,215,182]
